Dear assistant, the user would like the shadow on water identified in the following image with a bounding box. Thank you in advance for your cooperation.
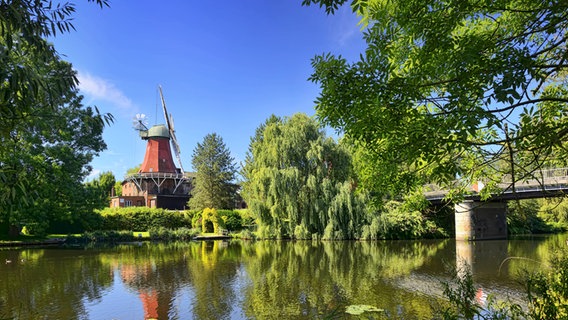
[0,234,565,319]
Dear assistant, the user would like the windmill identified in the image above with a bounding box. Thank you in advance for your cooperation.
[113,86,192,210]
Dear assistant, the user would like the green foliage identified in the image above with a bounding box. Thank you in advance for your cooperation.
[85,171,116,209]
[538,198,568,227]
[440,263,482,319]
[125,164,141,176]
[242,113,365,239]
[232,229,256,240]
[437,248,568,319]
[361,200,448,240]
[361,193,448,240]
[439,262,525,320]
[21,222,48,238]
[80,230,134,243]
[305,0,568,199]
[201,208,225,234]
[191,210,202,229]
[0,0,113,236]
[526,250,568,319]
[218,209,243,231]
[113,181,123,197]
[148,227,200,241]
[508,199,567,235]
[189,133,238,210]
[96,207,192,231]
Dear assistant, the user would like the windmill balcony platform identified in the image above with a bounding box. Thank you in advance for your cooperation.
[125,172,188,180]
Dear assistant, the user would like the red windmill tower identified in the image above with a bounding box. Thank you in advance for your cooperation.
[110,86,192,209]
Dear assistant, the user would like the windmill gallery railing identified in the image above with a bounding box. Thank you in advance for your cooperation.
[124,172,191,194]
[424,168,568,202]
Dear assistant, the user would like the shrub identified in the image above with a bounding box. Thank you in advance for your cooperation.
[81,230,134,242]
[526,250,568,319]
[236,209,255,227]
[202,208,226,233]
[233,229,255,240]
[148,227,200,241]
[361,200,447,240]
[96,207,192,231]
[218,210,243,231]
[21,221,48,237]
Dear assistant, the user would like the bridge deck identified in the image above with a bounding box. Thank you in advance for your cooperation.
[424,168,568,203]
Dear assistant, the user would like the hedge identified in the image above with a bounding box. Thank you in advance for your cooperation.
[96,207,193,231]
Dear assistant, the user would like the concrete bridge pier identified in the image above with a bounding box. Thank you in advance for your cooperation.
[455,201,508,240]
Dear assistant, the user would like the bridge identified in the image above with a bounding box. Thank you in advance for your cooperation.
[423,168,568,240]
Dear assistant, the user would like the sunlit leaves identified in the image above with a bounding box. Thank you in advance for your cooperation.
[241,113,364,239]
[0,1,114,234]
[306,0,568,197]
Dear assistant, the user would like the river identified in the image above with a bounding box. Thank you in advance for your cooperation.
[0,234,565,319]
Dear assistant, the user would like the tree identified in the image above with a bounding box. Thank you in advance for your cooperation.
[241,113,365,239]
[113,181,123,197]
[0,59,109,235]
[0,0,112,236]
[1,0,110,139]
[126,164,141,175]
[304,0,568,198]
[189,133,238,210]
[85,171,116,209]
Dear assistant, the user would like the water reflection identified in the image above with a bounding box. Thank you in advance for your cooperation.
[0,234,565,319]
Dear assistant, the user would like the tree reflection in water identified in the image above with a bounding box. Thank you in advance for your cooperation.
[0,235,565,319]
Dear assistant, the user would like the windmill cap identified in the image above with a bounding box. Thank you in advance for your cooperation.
[146,124,170,138]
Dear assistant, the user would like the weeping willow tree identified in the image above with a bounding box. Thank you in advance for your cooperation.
[241,113,366,239]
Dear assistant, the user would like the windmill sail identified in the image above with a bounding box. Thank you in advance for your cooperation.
[158,86,184,173]
[133,113,149,131]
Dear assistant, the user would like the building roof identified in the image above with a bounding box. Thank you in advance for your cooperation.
[141,124,170,139]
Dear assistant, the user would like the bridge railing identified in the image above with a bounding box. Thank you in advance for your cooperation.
[424,168,568,201]
[501,168,568,184]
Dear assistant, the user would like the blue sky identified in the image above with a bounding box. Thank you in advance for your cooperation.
[52,1,365,180]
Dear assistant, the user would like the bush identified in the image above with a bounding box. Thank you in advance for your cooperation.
[236,209,255,227]
[81,230,134,242]
[96,207,192,231]
[361,200,448,240]
[507,200,563,234]
[21,221,48,237]
[218,210,243,231]
[232,229,256,240]
[526,250,568,319]
[148,227,200,241]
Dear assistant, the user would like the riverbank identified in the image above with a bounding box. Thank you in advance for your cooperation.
[0,229,236,247]
[0,234,70,247]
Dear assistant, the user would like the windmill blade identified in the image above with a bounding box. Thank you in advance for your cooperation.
[158,85,184,173]
[159,86,173,130]
[169,114,184,172]
[132,113,149,131]
[171,133,184,173]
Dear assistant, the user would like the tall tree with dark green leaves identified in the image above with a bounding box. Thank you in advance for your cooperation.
[0,0,112,236]
[304,0,568,199]
[241,113,365,239]
[189,133,238,210]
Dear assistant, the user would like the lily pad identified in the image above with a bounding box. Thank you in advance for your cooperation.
[345,304,384,315]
